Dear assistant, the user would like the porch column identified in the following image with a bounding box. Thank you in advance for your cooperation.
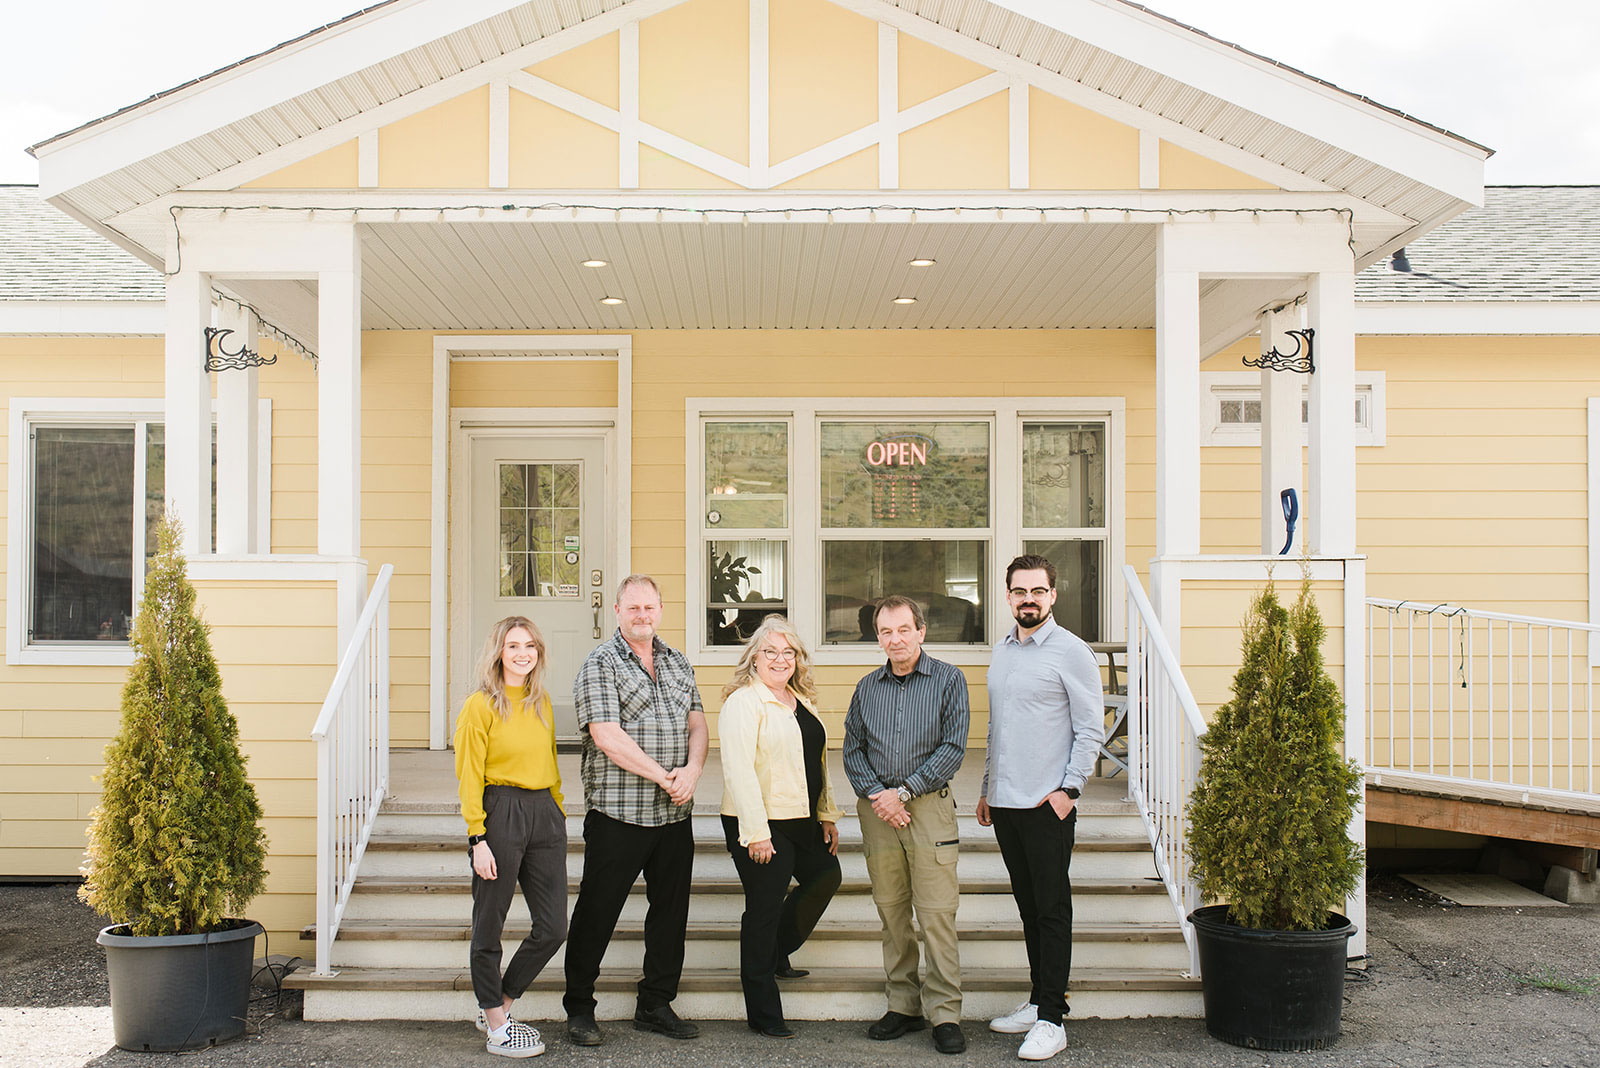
[164,268,212,555]
[1306,269,1357,556]
[1259,308,1302,554]
[1153,228,1201,630]
[215,301,260,554]
[317,225,362,559]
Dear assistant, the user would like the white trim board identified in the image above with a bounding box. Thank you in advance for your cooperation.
[428,334,633,749]
[1356,302,1600,335]
[0,301,164,335]
[1590,398,1599,670]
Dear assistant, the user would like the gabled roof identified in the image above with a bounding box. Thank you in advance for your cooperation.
[0,186,161,302]
[1357,187,1600,303]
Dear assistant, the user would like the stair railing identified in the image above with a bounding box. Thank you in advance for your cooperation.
[1122,565,1207,974]
[310,564,394,975]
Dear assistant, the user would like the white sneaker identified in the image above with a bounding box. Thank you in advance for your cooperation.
[1017,1019,1066,1061]
[486,1021,545,1058]
[989,1000,1038,1034]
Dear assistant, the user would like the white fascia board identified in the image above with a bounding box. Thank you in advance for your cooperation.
[1356,301,1600,335]
[0,301,165,335]
[995,0,1489,204]
[33,0,528,197]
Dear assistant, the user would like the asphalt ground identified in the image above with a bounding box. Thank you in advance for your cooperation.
[2,877,1598,1068]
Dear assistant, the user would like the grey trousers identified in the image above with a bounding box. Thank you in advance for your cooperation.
[471,785,568,1009]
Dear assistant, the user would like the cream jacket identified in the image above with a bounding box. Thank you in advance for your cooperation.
[719,681,844,846]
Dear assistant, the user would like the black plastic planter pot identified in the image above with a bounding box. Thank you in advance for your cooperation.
[97,920,263,1051]
[1189,905,1355,1052]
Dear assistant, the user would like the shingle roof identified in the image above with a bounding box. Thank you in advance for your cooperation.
[1357,186,1600,302]
[0,185,161,301]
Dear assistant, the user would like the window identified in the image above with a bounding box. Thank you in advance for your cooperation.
[7,400,264,666]
[689,398,1125,661]
[1200,371,1386,446]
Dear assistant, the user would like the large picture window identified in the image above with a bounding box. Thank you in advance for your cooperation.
[690,398,1124,661]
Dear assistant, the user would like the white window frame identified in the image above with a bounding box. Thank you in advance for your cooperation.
[1199,370,1386,447]
[7,397,272,666]
[686,397,1126,666]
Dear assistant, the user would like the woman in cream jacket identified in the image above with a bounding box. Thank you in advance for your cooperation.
[719,615,843,1038]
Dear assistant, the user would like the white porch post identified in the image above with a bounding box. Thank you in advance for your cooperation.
[1307,270,1357,556]
[164,268,212,555]
[215,301,259,554]
[317,225,364,644]
[1153,226,1201,641]
[1260,308,1302,555]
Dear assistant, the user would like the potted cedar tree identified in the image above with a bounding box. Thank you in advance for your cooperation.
[1185,578,1364,1051]
[80,515,268,1051]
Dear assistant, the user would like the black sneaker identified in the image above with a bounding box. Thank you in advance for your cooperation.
[867,1010,927,1040]
[933,1022,968,1054]
[632,1004,700,1039]
[566,1015,602,1047]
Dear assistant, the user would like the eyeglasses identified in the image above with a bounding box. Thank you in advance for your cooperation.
[760,647,798,662]
[1007,587,1052,600]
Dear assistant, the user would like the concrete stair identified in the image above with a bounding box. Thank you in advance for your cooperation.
[288,768,1201,1022]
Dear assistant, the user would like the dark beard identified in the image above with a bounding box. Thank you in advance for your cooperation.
[1014,605,1049,628]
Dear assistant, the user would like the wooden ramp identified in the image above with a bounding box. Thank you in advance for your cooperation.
[1366,769,1600,856]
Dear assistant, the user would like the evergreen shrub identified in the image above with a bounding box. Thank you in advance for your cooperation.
[1186,577,1364,931]
[80,515,267,936]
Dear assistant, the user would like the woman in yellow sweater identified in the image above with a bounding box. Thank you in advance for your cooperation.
[454,616,566,1059]
[719,615,843,1038]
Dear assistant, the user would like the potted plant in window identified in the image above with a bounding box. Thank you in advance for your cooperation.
[1185,577,1364,1051]
[80,514,268,1051]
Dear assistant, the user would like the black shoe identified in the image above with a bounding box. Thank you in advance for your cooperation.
[775,957,810,980]
[566,1015,602,1047]
[933,1022,968,1054]
[633,1004,700,1040]
[749,1022,796,1038]
[867,1011,927,1040]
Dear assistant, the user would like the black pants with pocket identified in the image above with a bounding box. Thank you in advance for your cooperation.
[470,785,569,1010]
[990,801,1078,1025]
[721,815,842,1029]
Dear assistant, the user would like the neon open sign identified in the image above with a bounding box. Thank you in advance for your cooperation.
[863,434,935,468]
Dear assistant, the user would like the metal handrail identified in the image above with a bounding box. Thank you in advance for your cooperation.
[1122,565,1207,974]
[311,564,394,975]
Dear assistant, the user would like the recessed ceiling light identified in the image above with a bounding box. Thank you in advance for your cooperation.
[581,259,608,268]
[599,295,625,306]
[908,257,936,267]
[891,296,918,305]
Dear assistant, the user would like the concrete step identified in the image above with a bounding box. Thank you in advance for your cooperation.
[287,965,1204,1022]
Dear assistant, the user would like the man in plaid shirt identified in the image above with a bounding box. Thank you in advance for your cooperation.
[563,575,708,1046]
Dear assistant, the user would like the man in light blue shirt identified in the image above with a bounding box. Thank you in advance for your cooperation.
[978,554,1104,1062]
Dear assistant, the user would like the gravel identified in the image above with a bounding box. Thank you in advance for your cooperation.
[2,876,1597,1067]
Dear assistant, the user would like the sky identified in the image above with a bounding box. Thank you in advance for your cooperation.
[3,0,1597,186]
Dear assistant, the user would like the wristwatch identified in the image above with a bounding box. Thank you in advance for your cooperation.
[1063,787,1081,800]
[896,785,914,805]
[468,833,486,849]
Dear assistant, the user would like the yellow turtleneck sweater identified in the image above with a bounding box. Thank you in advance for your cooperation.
[453,684,564,836]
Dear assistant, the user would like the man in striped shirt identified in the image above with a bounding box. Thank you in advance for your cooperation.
[843,595,972,1056]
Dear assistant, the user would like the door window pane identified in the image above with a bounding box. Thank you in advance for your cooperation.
[1023,422,1105,529]
[823,540,985,644]
[707,539,787,646]
[705,422,788,528]
[820,422,989,529]
[1023,539,1102,642]
[500,462,581,598]
[33,427,136,642]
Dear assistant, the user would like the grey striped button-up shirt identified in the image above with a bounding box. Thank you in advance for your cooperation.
[843,651,970,800]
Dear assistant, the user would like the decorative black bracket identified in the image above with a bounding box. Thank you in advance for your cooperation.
[1242,327,1314,374]
[204,327,278,372]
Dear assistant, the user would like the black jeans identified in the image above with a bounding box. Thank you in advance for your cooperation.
[721,815,842,1029]
[990,802,1078,1025]
[562,810,694,1017]
[470,786,568,1010]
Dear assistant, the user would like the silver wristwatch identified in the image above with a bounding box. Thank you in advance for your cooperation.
[896,785,913,805]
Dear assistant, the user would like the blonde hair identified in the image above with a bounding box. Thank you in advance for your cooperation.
[475,616,549,725]
[721,615,817,703]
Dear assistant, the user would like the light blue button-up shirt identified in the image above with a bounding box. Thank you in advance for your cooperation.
[983,615,1105,808]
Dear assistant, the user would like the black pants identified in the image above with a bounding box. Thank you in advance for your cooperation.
[562,810,694,1017]
[470,786,568,1010]
[991,802,1078,1025]
[721,815,842,1029]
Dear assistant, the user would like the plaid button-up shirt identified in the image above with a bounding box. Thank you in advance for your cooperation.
[573,629,702,827]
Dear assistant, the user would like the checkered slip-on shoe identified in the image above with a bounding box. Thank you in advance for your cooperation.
[486,1021,544,1058]
[476,1008,518,1033]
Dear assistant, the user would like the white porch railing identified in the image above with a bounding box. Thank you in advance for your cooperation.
[310,564,394,975]
[1122,564,1207,975]
[1367,599,1598,795]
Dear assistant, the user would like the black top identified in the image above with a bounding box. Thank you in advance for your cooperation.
[796,702,825,818]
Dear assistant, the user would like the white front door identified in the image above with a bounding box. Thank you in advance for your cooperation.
[461,433,609,741]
